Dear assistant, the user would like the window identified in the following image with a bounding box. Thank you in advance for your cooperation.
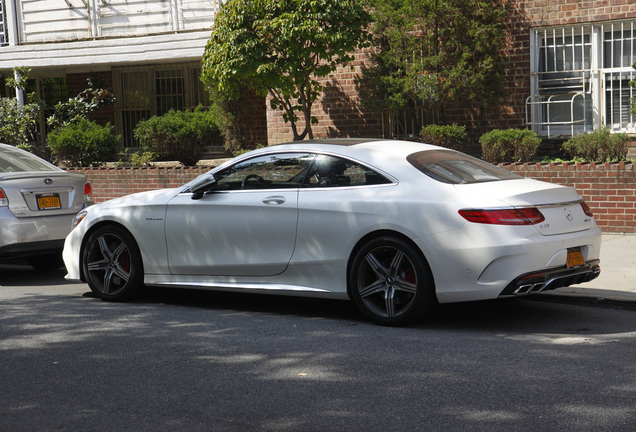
[302,155,392,188]
[382,106,439,140]
[214,153,392,191]
[0,0,8,46]
[603,22,636,131]
[215,153,315,190]
[528,20,636,137]
[113,63,209,148]
[0,145,59,173]
[407,150,521,184]
[41,77,68,134]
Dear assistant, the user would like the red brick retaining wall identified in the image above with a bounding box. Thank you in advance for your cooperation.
[70,162,636,234]
[70,166,211,202]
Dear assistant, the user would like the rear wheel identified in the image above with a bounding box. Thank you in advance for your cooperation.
[349,236,436,326]
[82,225,143,301]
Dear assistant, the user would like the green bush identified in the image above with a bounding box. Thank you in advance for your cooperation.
[419,123,468,151]
[562,128,629,162]
[116,149,158,167]
[0,96,43,149]
[134,106,223,166]
[48,119,119,167]
[480,129,541,163]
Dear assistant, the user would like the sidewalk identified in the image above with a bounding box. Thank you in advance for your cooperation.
[539,233,636,306]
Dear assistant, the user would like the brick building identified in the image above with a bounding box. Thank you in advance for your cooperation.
[1,1,636,153]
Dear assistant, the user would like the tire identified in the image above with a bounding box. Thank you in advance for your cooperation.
[82,225,144,301]
[28,251,64,271]
[349,236,436,326]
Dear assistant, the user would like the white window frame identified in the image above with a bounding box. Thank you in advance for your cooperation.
[0,0,8,46]
[528,20,636,138]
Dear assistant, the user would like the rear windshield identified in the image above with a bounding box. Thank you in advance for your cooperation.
[0,146,59,172]
[407,150,521,184]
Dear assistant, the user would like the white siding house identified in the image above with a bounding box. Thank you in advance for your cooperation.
[0,0,222,148]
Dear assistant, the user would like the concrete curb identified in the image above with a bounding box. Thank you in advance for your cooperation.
[532,289,636,311]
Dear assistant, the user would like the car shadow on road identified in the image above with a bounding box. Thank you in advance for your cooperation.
[3,260,634,335]
[132,285,636,336]
[0,260,69,287]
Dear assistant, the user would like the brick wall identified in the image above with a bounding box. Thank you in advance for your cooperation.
[239,88,269,148]
[69,166,211,202]
[524,0,636,26]
[267,50,384,145]
[70,162,636,234]
[265,1,636,146]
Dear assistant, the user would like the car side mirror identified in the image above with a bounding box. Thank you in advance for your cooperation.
[190,174,217,200]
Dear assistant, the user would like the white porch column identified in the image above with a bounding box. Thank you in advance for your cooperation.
[14,69,24,107]
[5,0,20,46]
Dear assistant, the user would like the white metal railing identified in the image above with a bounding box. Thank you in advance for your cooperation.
[526,68,589,137]
[526,92,587,138]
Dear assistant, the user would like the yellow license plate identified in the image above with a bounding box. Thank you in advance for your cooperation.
[37,194,61,210]
[566,248,585,268]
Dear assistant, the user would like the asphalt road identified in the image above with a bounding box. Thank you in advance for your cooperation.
[1,262,635,432]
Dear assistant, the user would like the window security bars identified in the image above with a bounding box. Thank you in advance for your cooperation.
[528,21,636,137]
[603,22,636,132]
[527,26,593,137]
[382,106,439,140]
[113,63,210,149]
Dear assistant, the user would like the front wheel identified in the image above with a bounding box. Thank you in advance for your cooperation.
[349,236,436,326]
[82,225,144,301]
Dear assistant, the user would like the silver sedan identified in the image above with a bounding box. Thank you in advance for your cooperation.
[0,143,93,270]
[63,139,601,325]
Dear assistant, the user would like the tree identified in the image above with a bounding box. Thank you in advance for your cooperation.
[360,0,510,123]
[0,67,44,152]
[201,0,371,141]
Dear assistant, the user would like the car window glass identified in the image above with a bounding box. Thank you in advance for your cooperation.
[407,150,522,184]
[0,146,59,172]
[302,155,392,188]
[215,153,315,190]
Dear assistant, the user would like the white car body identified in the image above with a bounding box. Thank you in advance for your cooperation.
[63,139,601,324]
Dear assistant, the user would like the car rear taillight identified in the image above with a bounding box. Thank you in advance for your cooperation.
[580,201,594,217]
[84,182,93,202]
[459,208,545,225]
[0,188,7,207]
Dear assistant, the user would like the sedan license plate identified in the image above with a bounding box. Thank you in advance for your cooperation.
[36,193,61,210]
[566,248,585,268]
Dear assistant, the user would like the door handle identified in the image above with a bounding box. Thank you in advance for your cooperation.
[262,196,286,205]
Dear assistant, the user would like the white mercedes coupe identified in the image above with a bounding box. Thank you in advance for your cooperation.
[63,139,601,325]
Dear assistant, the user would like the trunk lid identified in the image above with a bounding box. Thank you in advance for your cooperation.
[0,171,88,218]
[455,178,593,235]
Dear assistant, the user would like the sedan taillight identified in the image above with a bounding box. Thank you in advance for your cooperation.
[0,188,7,207]
[84,182,93,202]
[459,208,545,225]
[580,201,594,217]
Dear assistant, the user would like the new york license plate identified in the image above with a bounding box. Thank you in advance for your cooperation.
[36,193,61,210]
[566,248,585,268]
